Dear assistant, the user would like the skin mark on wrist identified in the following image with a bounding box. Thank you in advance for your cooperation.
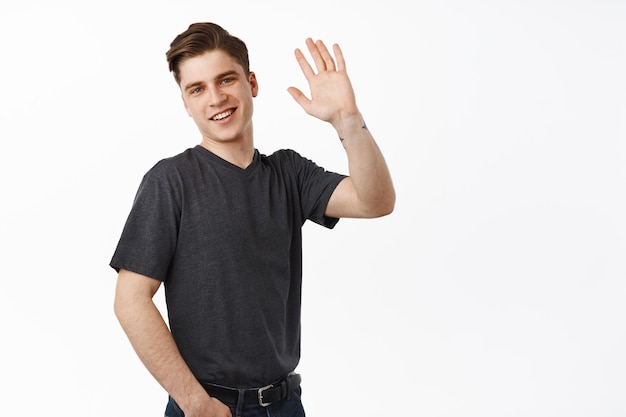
[338,122,369,142]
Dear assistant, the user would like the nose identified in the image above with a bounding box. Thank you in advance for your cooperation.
[206,85,227,106]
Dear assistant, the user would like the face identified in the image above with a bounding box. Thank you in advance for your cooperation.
[179,49,258,147]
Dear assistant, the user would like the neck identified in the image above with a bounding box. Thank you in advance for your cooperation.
[199,139,255,169]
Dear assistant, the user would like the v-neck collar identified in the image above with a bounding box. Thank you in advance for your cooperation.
[193,145,259,176]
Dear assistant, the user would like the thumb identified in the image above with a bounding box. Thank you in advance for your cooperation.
[287,87,311,110]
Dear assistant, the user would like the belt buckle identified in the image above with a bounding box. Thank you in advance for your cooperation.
[257,384,273,407]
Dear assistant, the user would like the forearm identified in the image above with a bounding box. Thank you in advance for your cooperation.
[114,296,211,413]
[333,112,395,217]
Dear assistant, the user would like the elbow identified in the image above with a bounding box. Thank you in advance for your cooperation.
[114,295,141,335]
[377,196,396,217]
[113,295,128,324]
[381,199,396,217]
[381,186,396,216]
[113,289,137,326]
[365,190,396,218]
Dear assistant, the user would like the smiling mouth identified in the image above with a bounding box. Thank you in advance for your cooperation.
[210,109,235,121]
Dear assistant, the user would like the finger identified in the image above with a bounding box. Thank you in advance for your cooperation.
[333,43,346,72]
[305,37,328,73]
[294,47,316,79]
[287,86,313,113]
[315,39,336,72]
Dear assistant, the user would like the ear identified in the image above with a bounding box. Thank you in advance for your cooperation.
[249,72,259,97]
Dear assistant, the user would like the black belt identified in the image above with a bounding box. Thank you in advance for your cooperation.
[201,373,301,407]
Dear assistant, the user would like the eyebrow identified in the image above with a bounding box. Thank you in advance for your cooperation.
[183,70,240,92]
[183,81,204,92]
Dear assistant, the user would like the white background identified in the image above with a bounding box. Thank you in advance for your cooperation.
[1,1,625,416]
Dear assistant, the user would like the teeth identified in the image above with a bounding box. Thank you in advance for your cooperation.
[211,110,233,120]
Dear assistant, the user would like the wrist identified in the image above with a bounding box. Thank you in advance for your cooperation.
[332,112,365,138]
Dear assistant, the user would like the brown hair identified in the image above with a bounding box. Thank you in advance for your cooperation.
[166,22,250,85]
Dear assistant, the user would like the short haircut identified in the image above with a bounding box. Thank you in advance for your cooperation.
[166,22,250,85]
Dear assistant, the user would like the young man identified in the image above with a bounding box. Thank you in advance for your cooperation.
[111,22,394,417]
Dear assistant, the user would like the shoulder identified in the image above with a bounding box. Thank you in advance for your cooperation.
[261,149,345,186]
[143,147,198,179]
[262,148,316,169]
[151,147,197,170]
[132,148,200,198]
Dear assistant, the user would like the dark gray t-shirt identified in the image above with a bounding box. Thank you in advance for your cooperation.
[110,145,345,388]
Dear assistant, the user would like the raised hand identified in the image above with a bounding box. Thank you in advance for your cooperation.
[287,38,359,127]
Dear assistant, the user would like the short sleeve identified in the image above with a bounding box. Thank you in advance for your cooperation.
[287,150,346,229]
[109,161,182,281]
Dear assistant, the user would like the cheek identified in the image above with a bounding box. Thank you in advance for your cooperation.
[182,98,192,116]
[184,101,201,118]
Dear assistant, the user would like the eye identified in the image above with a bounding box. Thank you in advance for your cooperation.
[191,87,204,94]
[220,77,234,86]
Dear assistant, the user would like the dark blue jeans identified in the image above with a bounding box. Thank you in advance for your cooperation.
[164,387,305,417]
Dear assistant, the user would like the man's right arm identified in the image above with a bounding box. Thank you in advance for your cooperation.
[113,269,231,417]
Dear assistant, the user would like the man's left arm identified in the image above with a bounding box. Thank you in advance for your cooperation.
[288,38,395,218]
[325,112,395,218]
